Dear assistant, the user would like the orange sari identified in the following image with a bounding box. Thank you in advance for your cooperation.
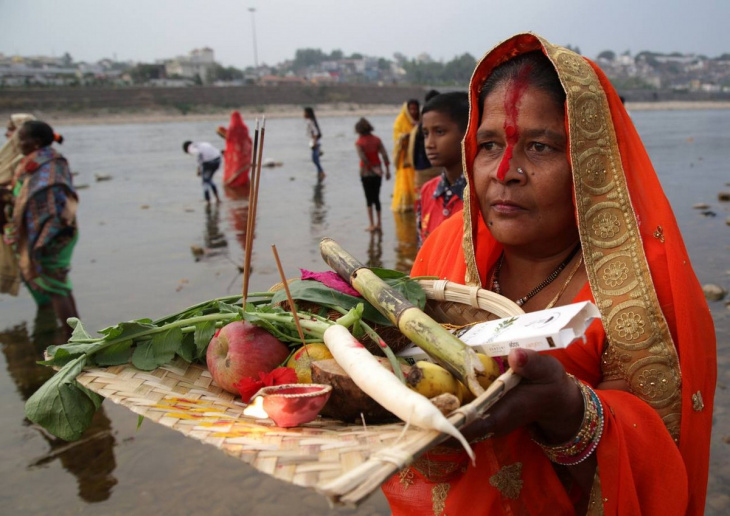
[383,34,716,515]
[222,111,252,188]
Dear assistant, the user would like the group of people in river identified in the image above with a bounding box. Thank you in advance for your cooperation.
[1,32,717,515]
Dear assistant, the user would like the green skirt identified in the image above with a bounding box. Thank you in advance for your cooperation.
[28,231,78,303]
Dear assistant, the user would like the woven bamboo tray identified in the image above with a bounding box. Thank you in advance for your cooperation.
[75,280,524,507]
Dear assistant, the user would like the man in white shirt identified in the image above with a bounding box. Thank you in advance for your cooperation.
[183,141,222,203]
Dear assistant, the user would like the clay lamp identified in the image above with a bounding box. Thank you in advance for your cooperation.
[243,383,332,427]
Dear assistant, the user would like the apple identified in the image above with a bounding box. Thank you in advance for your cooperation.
[206,321,290,394]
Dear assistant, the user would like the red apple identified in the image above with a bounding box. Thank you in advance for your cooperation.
[206,321,290,394]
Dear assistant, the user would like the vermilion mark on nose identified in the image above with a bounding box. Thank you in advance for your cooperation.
[496,67,532,180]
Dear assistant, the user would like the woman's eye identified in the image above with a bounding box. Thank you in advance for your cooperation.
[529,142,549,152]
[479,141,497,151]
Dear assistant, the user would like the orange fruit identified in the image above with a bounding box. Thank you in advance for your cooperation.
[286,343,333,383]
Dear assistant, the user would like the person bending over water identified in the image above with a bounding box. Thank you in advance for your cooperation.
[183,140,222,204]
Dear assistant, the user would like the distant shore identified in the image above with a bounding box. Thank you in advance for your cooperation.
[7,100,730,127]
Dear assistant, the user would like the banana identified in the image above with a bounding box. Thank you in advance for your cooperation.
[458,354,501,404]
[475,353,501,390]
[406,361,463,403]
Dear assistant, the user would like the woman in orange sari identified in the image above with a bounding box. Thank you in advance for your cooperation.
[382,33,715,515]
[221,111,253,188]
[391,100,420,212]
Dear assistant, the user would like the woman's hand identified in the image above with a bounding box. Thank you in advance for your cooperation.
[462,349,584,444]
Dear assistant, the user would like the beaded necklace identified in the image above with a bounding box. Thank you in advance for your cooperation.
[491,243,582,307]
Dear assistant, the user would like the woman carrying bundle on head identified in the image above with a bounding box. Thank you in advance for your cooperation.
[383,33,716,516]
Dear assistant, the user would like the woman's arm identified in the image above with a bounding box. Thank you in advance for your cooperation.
[378,140,391,180]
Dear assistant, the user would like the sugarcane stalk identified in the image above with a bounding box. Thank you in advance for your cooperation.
[319,237,484,396]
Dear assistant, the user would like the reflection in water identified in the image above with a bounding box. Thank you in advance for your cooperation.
[223,184,251,255]
[310,180,327,231]
[202,203,228,258]
[366,230,383,268]
[223,185,251,292]
[0,311,118,503]
[392,211,418,273]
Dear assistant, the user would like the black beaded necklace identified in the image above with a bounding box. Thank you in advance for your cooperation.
[491,243,582,307]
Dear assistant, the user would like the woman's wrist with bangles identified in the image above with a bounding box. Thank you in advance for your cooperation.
[531,374,605,466]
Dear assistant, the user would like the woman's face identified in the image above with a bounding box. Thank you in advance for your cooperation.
[472,82,577,253]
[407,102,420,121]
[17,126,38,156]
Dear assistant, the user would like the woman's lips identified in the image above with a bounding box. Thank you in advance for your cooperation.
[491,200,525,214]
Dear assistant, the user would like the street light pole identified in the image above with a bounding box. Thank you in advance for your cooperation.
[248,7,259,69]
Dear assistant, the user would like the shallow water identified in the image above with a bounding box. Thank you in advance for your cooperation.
[0,111,728,515]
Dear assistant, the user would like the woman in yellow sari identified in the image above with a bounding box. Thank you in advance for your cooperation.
[390,100,420,212]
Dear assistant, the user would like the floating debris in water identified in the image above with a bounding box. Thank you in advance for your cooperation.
[190,245,205,261]
[94,174,113,182]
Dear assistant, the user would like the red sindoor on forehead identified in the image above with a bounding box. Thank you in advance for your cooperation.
[496,66,533,180]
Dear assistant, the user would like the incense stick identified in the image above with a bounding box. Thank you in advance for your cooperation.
[271,244,308,347]
[250,117,265,257]
[242,118,260,304]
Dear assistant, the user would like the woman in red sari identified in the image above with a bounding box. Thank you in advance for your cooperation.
[382,33,715,515]
[221,111,253,188]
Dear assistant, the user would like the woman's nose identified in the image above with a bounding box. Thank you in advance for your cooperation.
[494,161,528,184]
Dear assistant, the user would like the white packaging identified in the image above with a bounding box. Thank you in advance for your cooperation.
[397,301,601,362]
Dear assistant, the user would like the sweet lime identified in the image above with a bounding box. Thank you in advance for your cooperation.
[286,343,333,383]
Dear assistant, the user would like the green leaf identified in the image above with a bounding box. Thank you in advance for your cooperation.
[67,317,93,341]
[371,267,407,280]
[94,340,134,366]
[214,301,243,314]
[25,356,101,441]
[131,327,183,370]
[271,280,392,326]
[137,415,144,430]
[386,277,427,309]
[177,332,196,362]
[193,321,217,360]
[98,320,156,340]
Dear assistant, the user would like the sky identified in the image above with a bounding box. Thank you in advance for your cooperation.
[1,0,729,69]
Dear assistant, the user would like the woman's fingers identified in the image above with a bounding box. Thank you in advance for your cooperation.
[463,349,582,442]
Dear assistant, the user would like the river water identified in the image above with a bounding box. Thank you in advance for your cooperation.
[0,110,728,515]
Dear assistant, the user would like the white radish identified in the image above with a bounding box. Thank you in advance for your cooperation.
[323,324,475,463]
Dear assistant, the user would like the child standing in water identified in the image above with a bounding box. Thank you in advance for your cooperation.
[417,91,469,246]
[303,107,325,180]
[354,118,390,232]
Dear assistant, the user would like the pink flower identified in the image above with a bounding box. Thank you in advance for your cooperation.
[300,269,360,297]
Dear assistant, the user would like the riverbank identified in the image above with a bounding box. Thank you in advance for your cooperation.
[36,103,403,127]
[9,100,730,127]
